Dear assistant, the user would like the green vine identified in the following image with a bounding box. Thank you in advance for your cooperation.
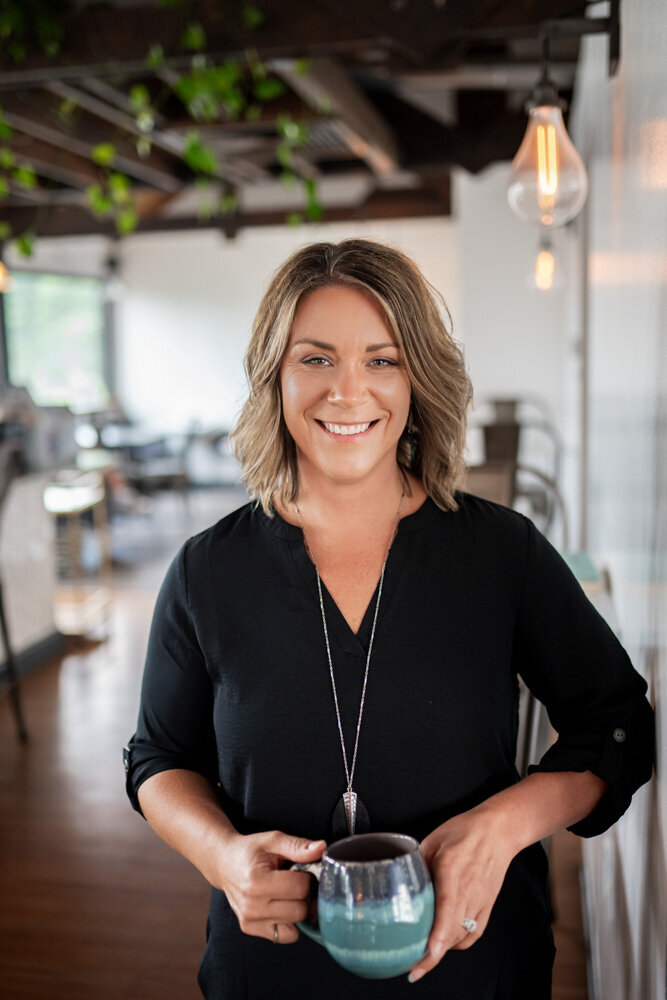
[0,1,323,255]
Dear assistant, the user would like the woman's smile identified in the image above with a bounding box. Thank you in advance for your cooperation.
[315,419,380,439]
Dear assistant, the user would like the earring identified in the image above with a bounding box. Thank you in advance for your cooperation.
[407,407,416,464]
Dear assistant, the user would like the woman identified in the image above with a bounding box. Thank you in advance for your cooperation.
[124,238,654,999]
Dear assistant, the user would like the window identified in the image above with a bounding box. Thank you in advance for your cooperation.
[3,271,109,413]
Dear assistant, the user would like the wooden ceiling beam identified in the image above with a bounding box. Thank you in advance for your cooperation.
[3,134,99,189]
[0,1,384,89]
[43,81,254,189]
[271,57,399,176]
[0,95,181,192]
[0,180,450,238]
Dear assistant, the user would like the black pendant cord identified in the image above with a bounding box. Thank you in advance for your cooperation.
[295,490,405,838]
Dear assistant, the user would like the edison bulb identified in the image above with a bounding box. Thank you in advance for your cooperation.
[534,248,556,291]
[508,105,588,227]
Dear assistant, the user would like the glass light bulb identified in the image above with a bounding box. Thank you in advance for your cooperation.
[535,248,555,290]
[507,105,588,227]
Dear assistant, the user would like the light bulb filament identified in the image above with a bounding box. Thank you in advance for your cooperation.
[537,124,558,210]
[535,249,555,291]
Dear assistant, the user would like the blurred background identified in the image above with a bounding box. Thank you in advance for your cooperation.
[0,1,664,998]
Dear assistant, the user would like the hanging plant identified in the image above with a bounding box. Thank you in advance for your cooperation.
[0,0,323,254]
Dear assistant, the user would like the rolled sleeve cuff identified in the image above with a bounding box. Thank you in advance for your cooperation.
[123,735,218,819]
[527,697,655,838]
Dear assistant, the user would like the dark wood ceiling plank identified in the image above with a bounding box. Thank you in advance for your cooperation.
[0,1,382,88]
[0,178,450,238]
[0,92,181,191]
[3,133,99,189]
[45,81,260,189]
[314,0,589,63]
[272,57,399,176]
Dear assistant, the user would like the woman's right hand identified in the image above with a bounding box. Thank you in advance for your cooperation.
[214,831,327,943]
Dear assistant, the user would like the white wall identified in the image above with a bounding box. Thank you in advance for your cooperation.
[455,162,571,428]
[113,218,462,434]
[566,2,667,998]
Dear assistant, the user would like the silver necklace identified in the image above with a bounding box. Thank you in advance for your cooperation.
[294,489,405,837]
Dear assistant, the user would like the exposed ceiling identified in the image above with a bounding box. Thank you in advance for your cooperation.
[0,0,589,240]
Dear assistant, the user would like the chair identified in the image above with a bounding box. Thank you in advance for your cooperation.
[0,438,29,740]
[462,461,515,506]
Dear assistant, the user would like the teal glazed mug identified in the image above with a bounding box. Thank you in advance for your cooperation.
[291,832,434,979]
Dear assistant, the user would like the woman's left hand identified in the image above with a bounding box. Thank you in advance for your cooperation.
[407,806,516,984]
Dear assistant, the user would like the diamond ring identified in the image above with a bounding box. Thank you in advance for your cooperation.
[462,917,478,933]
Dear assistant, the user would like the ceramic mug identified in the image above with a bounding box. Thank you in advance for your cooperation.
[291,832,434,979]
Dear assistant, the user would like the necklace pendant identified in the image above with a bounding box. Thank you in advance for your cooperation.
[330,791,371,841]
[343,790,357,835]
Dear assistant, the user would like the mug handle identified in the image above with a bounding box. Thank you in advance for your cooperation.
[289,861,324,945]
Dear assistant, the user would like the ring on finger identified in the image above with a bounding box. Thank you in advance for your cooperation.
[273,923,279,944]
[461,917,477,934]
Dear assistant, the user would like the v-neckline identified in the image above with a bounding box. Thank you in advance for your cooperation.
[288,534,408,656]
[256,495,438,657]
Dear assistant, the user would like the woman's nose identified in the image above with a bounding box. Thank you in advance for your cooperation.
[327,363,368,405]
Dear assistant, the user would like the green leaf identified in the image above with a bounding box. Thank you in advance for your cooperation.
[0,146,14,169]
[243,5,265,30]
[197,197,213,221]
[276,142,292,168]
[276,116,308,146]
[91,143,116,167]
[280,169,296,187]
[136,109,155,134]
[286,212,303,227]
[136,136,152,158]
[146,43,165,70]
[58,97,77,120]
[13,164,37,189]
[86,184,113,216]
[116,204,138,236]
[183,132,219,176]
[182,22,206,51]
[224,89,244,118]
[7,40,26,63]
[277,114,297,141]
[129,84,150,113]
[246,51,266,80]
[295,58,310,77]
[15,232,35,257]
[244,103,261,122]
[109,172,131,203]
[0,114,12,141]
[220,192,238,214]
[0,176,9,199]
[190,53,208,73]
[252,77,285,101]
[0,220,12,240]
[305,200,324,221]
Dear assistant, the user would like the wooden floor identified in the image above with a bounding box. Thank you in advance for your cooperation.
[0,489,589,1000]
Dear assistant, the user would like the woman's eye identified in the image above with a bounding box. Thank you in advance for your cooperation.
[303,356,331,366]
[369,358,397,367]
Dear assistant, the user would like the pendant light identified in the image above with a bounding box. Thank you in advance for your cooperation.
[507,35,588,228]
[530,233,562,292]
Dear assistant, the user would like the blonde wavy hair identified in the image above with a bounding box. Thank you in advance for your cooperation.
[229,238,473,516]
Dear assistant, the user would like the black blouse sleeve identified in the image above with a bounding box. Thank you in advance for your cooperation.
[513,516,655,838]
[123,540,218,817]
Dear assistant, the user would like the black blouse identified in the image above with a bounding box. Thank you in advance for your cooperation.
[124,491,654,1000]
